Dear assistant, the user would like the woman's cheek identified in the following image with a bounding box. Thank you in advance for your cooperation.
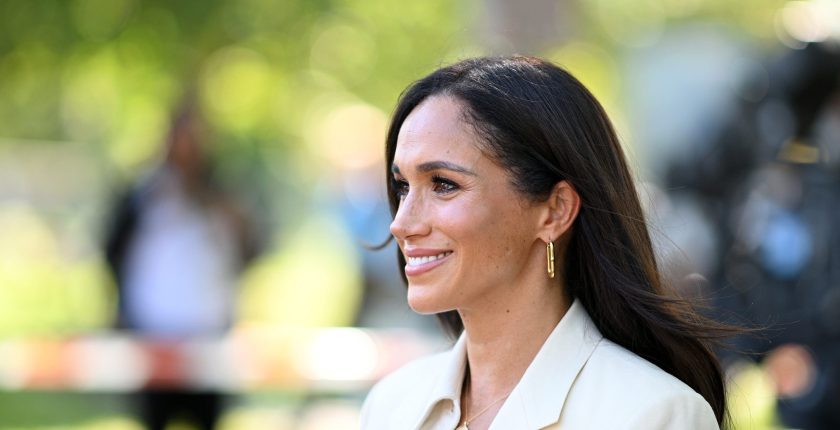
[435,203,469,233]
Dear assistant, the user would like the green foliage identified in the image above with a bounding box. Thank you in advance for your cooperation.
[0,0,468,338]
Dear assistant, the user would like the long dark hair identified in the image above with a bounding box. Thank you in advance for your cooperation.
[384,56,735,425]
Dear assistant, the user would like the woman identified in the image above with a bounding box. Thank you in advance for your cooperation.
[361,56,729,429]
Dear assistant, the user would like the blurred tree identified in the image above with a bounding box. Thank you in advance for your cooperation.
[0,0,468,337]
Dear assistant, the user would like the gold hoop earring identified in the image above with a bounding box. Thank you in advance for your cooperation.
[546,239,555,279]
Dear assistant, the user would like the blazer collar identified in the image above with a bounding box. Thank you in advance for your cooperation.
[391,333,468,430]
[394,300,602,430]
[490,300,603,429]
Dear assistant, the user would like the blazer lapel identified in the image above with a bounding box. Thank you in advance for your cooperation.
[489,301,603,429]
[389,334,469,430]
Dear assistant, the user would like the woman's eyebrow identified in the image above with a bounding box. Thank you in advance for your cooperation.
[418,160,476,176]
[391,160,477,176]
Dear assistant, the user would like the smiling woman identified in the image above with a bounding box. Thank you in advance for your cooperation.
[389,95,551,316]
[361,56,733,430]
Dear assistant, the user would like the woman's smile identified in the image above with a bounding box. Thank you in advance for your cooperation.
[404,249,453,276]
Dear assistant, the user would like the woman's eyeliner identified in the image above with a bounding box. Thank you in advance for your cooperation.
[431,175,459,194]
[392,173,460,199]
[392,177,409,199]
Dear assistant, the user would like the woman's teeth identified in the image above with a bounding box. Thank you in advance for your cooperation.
[407,251,452,267]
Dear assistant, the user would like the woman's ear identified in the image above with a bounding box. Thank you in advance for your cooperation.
[539,180,580,242]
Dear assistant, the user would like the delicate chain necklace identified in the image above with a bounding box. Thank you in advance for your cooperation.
[455,371,511,430]
[455,393,509,430]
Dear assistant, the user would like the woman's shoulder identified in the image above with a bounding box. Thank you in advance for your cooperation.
[558,338,718,428]
[590,338,695,392]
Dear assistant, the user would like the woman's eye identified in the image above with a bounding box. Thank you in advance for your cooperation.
[432,176,459,194]
[392,178,409,199]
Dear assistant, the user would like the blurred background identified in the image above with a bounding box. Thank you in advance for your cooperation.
[1,0,839,428]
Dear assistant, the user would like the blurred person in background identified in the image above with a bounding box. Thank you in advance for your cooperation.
[666,41,840,430]
[362,56,736,430]
[104,99,260,430]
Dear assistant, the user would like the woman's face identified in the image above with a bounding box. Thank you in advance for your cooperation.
[390,95,546,314]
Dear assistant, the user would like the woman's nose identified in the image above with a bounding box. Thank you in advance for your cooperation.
[389,193,429,240]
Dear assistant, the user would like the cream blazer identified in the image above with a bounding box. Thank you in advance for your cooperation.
[360,300,719,429]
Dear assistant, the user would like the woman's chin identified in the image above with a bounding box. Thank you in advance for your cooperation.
[406,287,451,315]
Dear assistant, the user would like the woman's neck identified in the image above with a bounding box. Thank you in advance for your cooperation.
[458,275,571,412]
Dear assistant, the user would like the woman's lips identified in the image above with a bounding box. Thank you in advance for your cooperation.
[404,251,453,276]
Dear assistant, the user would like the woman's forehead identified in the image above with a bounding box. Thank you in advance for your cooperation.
[398,96,467,142]
[394,96,484,163]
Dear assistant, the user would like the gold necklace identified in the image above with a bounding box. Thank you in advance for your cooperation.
[455,391,510,430]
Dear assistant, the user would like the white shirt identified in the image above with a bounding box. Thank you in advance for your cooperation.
[123,171,239,338]
[361,300,719,429]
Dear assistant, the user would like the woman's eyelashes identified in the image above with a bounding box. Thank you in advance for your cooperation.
[392,177,409,199]
[431,175,460,194]
[391,174,461,200]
